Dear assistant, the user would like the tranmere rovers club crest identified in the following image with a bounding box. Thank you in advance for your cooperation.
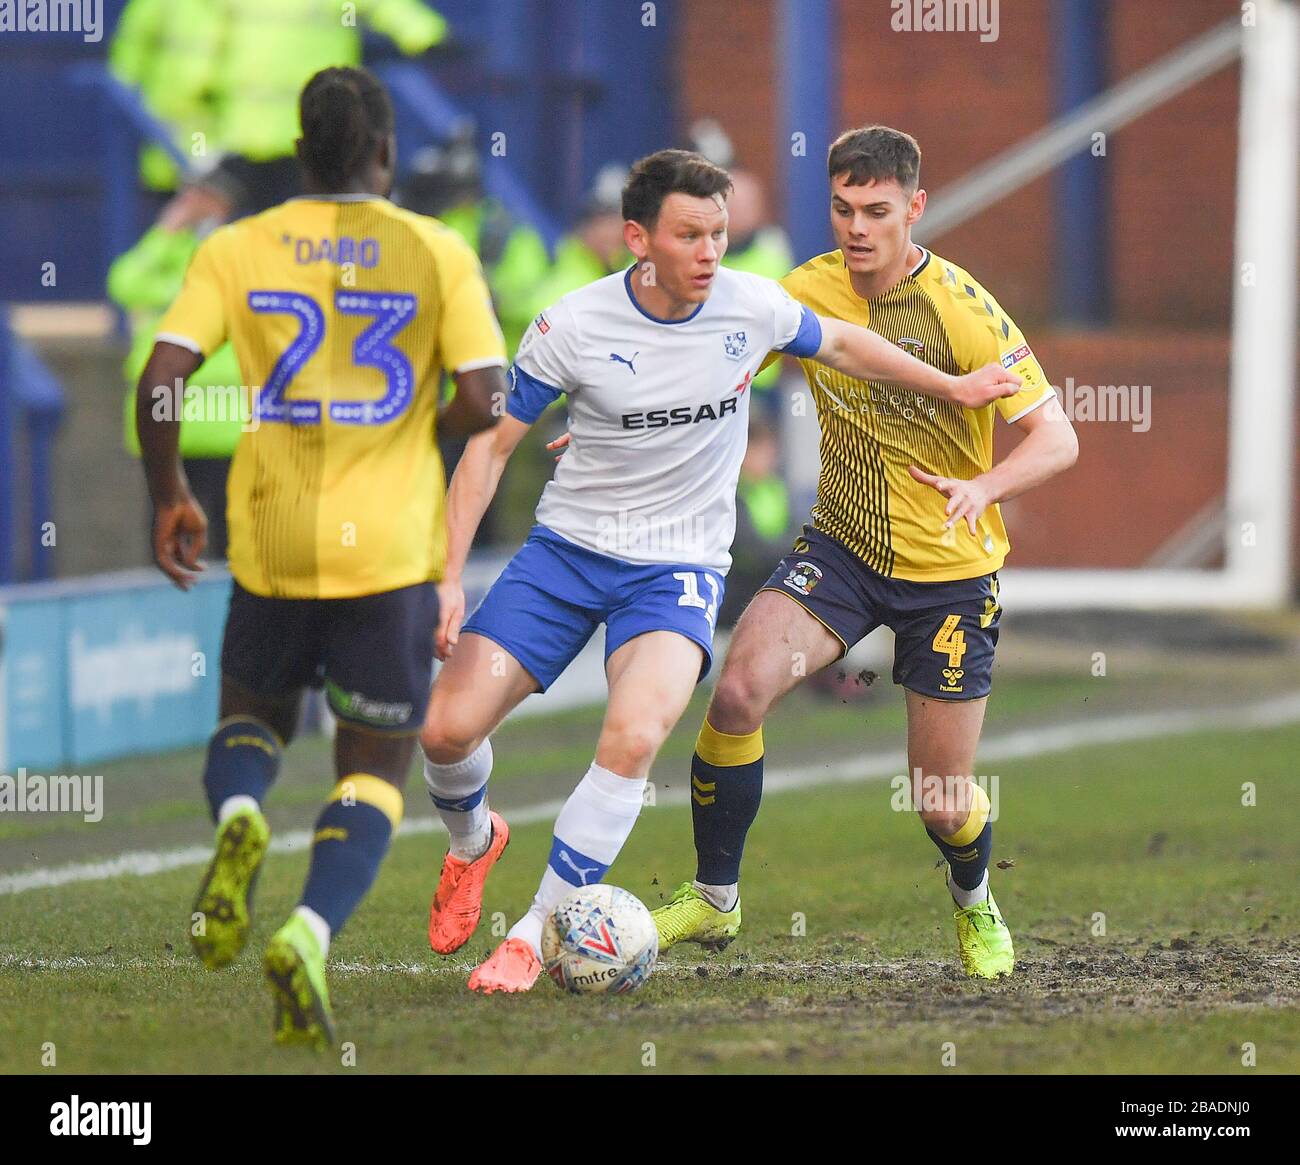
[723,331,748,360]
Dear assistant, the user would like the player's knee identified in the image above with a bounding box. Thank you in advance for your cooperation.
[419,717,482,766]
[598,719,667,776]
[918,805,967,837]
[912,771,977,836]
[707,670,768,735]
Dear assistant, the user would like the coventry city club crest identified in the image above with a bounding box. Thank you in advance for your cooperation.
[784,560,823,596]
[723,331,749,360]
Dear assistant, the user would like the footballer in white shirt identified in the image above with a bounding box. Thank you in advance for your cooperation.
[416,149,1022,993]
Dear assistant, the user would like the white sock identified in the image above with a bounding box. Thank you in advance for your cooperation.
[948,868,990,909]
[508,909,546,958]
[694,881,739,912]
[294,904,331,957]
[217,794,259,825]
[507,762,647,956]
[423,738,494,861]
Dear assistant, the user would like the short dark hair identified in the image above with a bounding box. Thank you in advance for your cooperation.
[827,126,921,191]
[298,67,394,189]
[622,149,732,228]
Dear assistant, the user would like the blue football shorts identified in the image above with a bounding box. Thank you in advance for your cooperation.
[461,525,726,692]
[758,525,1002,701]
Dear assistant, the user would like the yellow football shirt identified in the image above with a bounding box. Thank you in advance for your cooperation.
[157,196,506,598]
[777,247,1051,582]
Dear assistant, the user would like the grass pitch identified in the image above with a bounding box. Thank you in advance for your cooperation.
[2,655,1298,1074]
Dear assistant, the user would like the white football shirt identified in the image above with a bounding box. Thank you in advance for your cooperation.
[507,265,821,573]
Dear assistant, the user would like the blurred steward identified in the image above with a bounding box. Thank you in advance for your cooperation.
[401,129,550,357]
[109,0,223,203]
[108,230,241,559]
[687,120,794,396]
[519,164,631,324]
[109,0,448,243]
[718,417,795,628]
[721,169,794,396]
[400,131,550,547]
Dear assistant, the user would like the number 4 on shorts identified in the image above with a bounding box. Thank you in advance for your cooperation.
[932,613,967,668]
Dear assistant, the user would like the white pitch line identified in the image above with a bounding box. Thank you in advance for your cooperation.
[0,952,945,979]
[2,690,1298,898]
[10,952,1286,984]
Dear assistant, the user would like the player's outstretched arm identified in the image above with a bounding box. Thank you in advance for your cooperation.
[813,316,1022,409]
[435,413,532,659]
[909,394,1079,535]
[135,340,208,590]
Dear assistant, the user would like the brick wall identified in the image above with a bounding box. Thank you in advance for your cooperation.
[994,331,1230,568]
[677,0,1242,328]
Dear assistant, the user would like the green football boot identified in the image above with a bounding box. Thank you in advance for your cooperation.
[264,914,336,1051]
[190,807,271,969]
[651,882,742,952]
[952,885,1015,979]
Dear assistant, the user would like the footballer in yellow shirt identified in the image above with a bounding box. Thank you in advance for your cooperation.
[134,67,504,1049]
[651,127,1079,981]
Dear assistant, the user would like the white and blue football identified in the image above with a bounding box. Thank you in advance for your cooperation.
[542,884,658,996]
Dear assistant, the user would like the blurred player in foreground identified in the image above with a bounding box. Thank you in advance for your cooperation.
[416,149,1023,994]
[134,67,505,1046]
[651,127,1079,978]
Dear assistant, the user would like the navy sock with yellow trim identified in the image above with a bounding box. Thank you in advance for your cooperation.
[299,774,403,936]
[202,718,281,822]
[691,719,764,886]
[926,782,993,893]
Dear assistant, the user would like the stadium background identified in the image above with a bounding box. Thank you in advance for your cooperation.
[0,0,1298,1078]
[0,0,1293,772]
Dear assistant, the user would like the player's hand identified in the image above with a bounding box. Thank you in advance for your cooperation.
[951,363,1021,410]
[908,465,994,536]
[435,577,466,661]
[545,432,571,462]
[151,495,207,590]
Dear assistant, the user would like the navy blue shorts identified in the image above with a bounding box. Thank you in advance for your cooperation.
[462,526,725,692]
[220,579,438,733]
[759,526,1001,701]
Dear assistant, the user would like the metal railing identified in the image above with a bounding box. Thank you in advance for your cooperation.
[916,18,1244,242]
[376,61,563,251]
[0,312,65,583]
[67,61,564,276]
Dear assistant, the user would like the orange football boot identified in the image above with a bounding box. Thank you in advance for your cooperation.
[428,811,510,955]
[467,938,542,994]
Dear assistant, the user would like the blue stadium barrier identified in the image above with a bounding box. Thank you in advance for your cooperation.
[0,569,228,772]
[0,311,65,585]
[0,319,11,586]
[65,63,195,286]
[376,61,564,252]
[0,555,511,773]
